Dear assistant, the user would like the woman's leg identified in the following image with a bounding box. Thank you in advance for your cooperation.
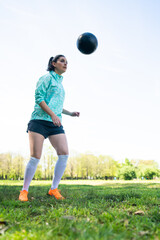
[22,131,45,191]
[48,133,69,155]
[48,134,69,190]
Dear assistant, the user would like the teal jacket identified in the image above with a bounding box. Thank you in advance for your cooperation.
[31,71,65,122]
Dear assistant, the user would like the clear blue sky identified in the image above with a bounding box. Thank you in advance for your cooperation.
[0,0,160,165]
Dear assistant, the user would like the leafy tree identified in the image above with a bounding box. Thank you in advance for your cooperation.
[118,166,136,180]
[64,155,80,179]
[0,150,159,180]
[122,158,133,167]
[34,164,43,180]
[143,168,157,180]
[12,155,25,179]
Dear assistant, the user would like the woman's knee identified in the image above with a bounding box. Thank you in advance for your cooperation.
[57,148,69,156]
[31,153,41,159]
[29,132,44,159]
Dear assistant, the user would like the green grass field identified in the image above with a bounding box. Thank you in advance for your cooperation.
[0,180,160,240]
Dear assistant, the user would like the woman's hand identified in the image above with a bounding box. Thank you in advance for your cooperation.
[51,114,61,127]
[62,109,80,117]
[71,112,80,117]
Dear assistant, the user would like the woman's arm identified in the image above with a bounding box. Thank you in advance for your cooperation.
[62,108,80,117]
[62,109,72,116]
[39,101,61,126]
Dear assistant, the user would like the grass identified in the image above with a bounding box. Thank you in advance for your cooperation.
[0,180,160,240]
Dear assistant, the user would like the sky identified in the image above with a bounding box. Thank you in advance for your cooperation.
[0,0,160,165]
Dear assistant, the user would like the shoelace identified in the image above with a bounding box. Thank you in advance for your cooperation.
[20,190,27,196]
[54,190,63,198]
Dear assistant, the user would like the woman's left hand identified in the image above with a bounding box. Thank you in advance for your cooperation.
[71,112,80,117]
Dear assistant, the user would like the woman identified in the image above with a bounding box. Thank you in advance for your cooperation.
[19,55,80,201]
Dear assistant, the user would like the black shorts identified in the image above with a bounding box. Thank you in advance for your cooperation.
[27,120,65,139]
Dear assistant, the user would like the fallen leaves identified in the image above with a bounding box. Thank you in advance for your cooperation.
[128,210,145,216]
[139,231,149,236]
[0,221,9,235]
[134,210,145,215]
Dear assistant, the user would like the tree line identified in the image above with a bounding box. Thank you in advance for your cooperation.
[0,152,159,180]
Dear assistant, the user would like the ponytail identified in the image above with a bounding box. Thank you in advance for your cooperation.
[47,55,65,71]
[47,57,55,71]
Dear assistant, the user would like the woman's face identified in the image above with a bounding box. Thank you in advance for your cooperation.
[52,57,68,75]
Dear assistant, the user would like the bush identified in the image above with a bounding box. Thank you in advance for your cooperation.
[118,166,136,180]
[143,168,157,179]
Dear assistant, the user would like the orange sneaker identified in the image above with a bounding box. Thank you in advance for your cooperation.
[19,190,28,202]
[48,188,65,200]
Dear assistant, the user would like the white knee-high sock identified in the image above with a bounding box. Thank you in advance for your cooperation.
[22,157,40,191]
[51,155,69,190]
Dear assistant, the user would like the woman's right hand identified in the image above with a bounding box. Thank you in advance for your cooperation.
[51,114,61,127]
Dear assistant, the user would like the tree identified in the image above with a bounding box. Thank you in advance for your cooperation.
[64,156,78,179]
[0,154,6,179]
[13,155,25,179]
[122,158,133,167]
[143,168,157,180]
[118,166,136,180]
[34,164,43,180]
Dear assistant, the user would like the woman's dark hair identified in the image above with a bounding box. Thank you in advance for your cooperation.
[47,55,65,71]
